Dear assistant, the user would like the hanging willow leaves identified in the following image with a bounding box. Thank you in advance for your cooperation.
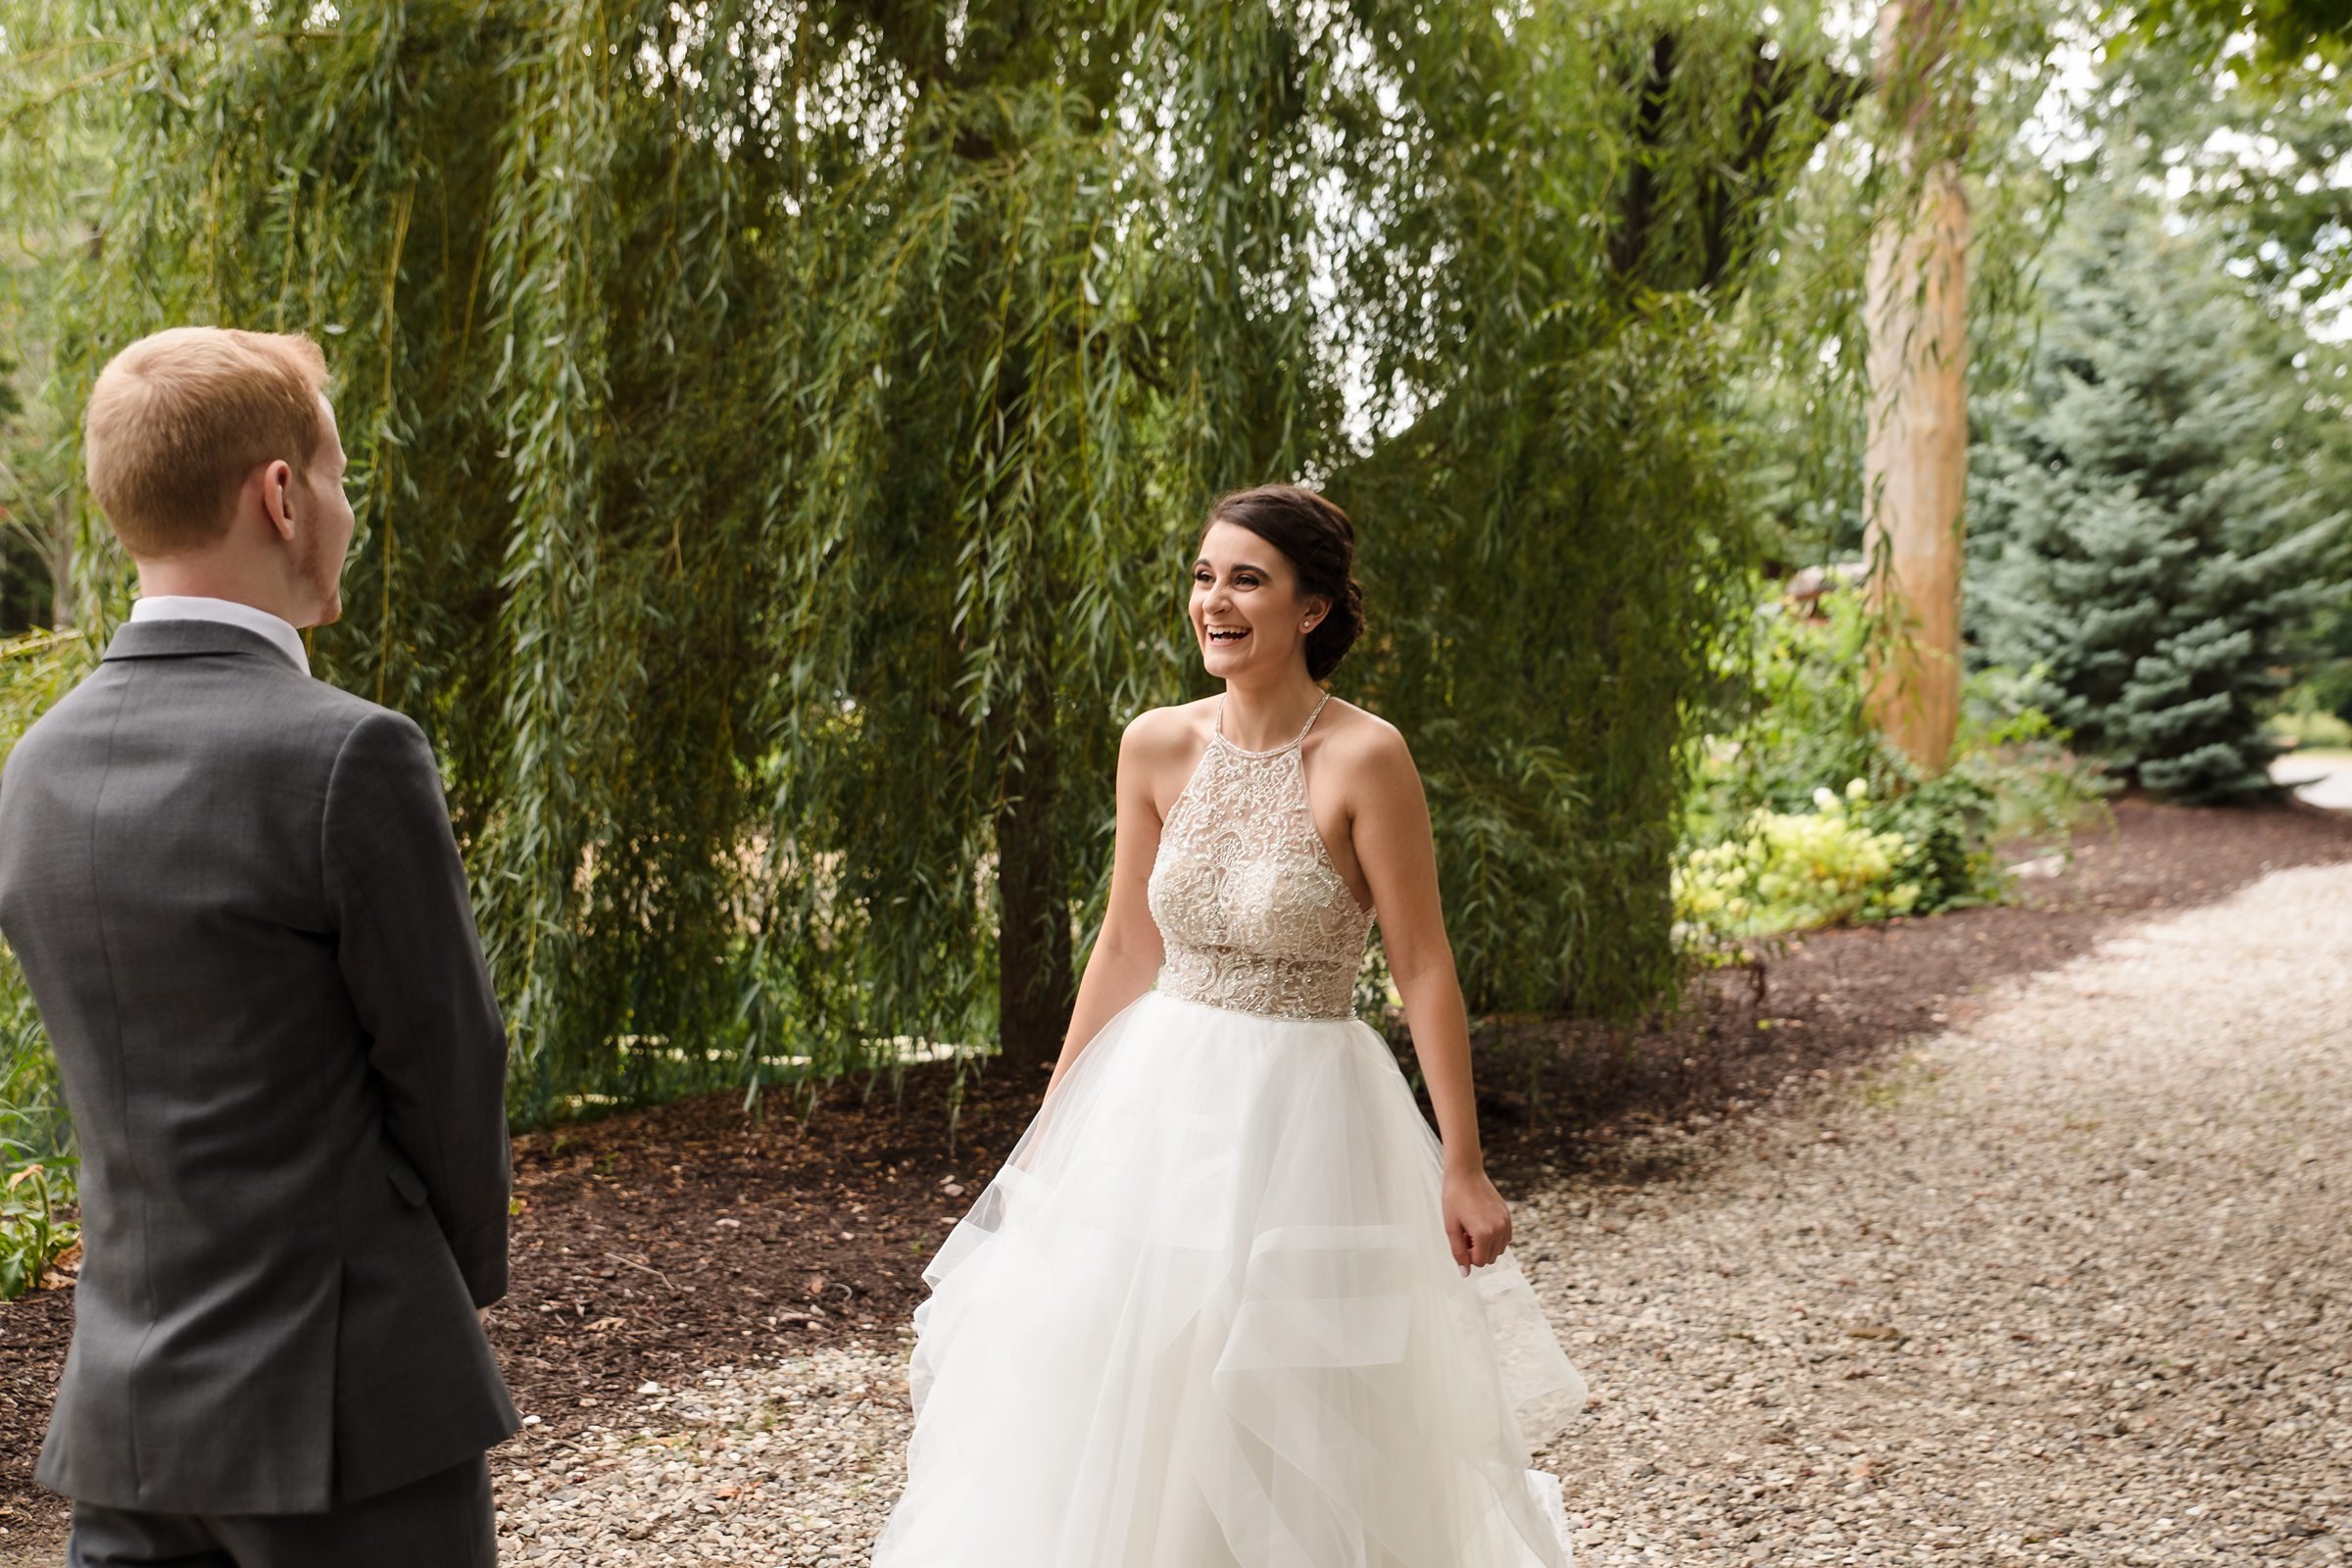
[4,0,1872,1118]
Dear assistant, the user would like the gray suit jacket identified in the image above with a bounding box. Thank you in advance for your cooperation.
[0,618,519,1514]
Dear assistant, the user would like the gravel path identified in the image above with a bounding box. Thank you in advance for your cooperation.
[2271,756,2352,810]
[492,863,2352,1565]
[1523,860,2351,1565]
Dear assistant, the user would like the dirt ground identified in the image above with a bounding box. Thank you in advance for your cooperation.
[3,794,2348,1558]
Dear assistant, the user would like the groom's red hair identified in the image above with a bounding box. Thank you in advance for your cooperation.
[84,326,330,557]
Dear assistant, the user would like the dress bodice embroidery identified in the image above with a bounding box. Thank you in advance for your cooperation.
[1146,692,1376,1020]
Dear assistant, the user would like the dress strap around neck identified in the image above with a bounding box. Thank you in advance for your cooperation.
[1214,690,1334,758]
[1292,689,1335,747]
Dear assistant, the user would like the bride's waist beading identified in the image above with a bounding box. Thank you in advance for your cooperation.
[1154,941,1358,1021]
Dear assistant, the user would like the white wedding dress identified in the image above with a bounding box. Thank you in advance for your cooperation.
[873,694,1587,1567]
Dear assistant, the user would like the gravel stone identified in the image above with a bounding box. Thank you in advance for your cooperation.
[494,1344,913,1564]
[494,863,2352,1564]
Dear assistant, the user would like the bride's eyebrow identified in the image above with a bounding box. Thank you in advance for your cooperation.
[1193,560,1270,575]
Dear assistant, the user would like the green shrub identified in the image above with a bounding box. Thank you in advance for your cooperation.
[1676,779,1923,946]
[1681,588,2113,956]
[1949,663,2116,857]
[1864,765,1999,915]
[1,939,76,1301]
[1688,589,1880,843]
[0,1159,75,1302]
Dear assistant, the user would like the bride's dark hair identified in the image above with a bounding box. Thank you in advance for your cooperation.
[1201,484,1365,682]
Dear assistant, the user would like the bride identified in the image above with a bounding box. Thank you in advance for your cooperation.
[873,484,1587,1567]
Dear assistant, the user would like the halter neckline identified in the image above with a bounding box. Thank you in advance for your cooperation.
[1212,690,1334,759]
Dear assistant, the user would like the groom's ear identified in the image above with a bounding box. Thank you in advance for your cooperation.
[259,459,299,541]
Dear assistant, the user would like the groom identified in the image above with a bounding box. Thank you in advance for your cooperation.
[0,327,517,1565]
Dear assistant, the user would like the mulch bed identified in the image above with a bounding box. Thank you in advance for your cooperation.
[5,794,2349,1548]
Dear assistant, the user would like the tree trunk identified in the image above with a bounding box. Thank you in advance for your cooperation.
[995,661,1072,1071]
[1862,0,1970,775]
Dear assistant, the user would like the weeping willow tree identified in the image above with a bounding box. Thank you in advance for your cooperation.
[3,0,1856,1117]
[1330,17,1858,1015]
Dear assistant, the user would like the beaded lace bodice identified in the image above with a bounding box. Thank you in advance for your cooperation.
[1147,693,1376,1020]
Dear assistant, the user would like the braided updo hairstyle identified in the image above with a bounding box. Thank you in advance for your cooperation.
[1200,484,1365,682]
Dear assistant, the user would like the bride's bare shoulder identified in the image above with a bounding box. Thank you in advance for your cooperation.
[1318,699,1411,768]
[1121,699,1216,762]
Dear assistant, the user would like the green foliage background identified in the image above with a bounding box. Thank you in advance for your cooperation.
[0,629,90,1279]
[0,0,1898,1120]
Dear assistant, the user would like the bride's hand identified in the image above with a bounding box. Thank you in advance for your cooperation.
[1442,1165,1511,1274]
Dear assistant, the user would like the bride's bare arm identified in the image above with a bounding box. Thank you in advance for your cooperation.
[1347,720,1511,1271]
[1045,712,1175,1099]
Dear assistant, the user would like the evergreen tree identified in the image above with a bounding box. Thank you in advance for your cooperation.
[1967,192,2346,802]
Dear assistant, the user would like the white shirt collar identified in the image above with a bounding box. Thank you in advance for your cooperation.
[129,596,311,674]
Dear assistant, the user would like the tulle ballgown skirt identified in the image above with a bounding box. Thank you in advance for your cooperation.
[872,991,1588,1568]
